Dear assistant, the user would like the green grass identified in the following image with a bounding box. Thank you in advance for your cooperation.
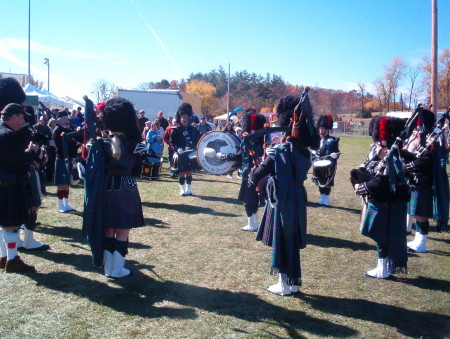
[0,135,449,338]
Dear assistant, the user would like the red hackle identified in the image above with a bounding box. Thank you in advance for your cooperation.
[379,117,389,142]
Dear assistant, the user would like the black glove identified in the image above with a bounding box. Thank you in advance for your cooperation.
[356,183,369,197]
[404,162,416,173]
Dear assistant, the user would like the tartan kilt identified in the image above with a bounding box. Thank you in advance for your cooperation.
[408,186,433,217]
[104,174,145,229]
[238,179,261,206]
[54,158,71,185]
[256,202,274,246]
[0,181,32,227]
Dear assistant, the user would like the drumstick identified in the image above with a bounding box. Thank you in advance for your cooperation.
[318,152,342,159]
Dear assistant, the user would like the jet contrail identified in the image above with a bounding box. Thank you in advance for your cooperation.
[128,0,184,80]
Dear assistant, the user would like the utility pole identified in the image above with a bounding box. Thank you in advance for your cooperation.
[227,63,230,121]
[44,58,50,91]
[28,0,31,83]
[431,0,438,114]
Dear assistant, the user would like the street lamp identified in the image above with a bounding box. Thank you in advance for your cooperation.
[44,58,50,91]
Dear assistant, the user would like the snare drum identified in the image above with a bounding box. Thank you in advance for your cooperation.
[312,159,334,187]
[142,155,162,180]
[171,150,199,173]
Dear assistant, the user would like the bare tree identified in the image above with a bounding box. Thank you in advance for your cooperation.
[135,82,150,91]
[92,79,116,102]
[407,64,422,109]
[385,57,406,110]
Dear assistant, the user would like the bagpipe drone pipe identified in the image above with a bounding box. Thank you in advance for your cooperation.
[413,106,450,158]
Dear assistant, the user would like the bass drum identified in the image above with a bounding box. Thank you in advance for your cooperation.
[196,131,241,175]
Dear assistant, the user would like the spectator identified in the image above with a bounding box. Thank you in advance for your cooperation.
[198,116,212,137]
[164,117,177,178]
[137,110,148,134]
[146,121,164,157]
[155,110,169,130]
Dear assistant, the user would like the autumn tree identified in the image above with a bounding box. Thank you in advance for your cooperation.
[186,80,217,116]
[422,49,450,109]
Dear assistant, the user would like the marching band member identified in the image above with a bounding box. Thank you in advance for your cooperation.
[355,117,409,279]
[82,96,145,278]
[53,111,80,212]
[236,108,266,231]
[401,108,438,252]
[250,92,320,295]
[0,93,39,272]
[169,103,200,196]
[313,114,340,206]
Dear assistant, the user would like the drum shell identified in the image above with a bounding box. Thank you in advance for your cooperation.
[312,159,334,186]
[142,156,161,180]
[196,131,241,175]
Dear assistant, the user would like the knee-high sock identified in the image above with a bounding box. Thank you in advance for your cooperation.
[3,230,19,260]
[104,237,115,254]
[244,204,258,217]
[115,239,129,257]
[0,228,6,258]
[376,244,388,259]
[416,221,429,235]
[319,187,331,195]
[186,176,192,184]
[178,177,186,185]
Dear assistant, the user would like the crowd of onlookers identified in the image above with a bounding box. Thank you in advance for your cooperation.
[137,109,245,178]
[28,104,248,183]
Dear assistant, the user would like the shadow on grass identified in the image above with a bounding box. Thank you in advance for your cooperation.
[307,202,361,214]
[33,224,153,250]
[307,234,374,251]
[194,177,241,185]
[391,275,450,293]
[144,217,169,229]
[301,293,450,338]
[426,249,450,257]
[427,236,450,245]
[142,202,239,217]
[27,257,357,337]
[36,224,84,243]
[195,194,241,205]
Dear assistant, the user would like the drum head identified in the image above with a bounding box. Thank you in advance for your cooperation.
[314,159,332,167]
[197,131,241,175]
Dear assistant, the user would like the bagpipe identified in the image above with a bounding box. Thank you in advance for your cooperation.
[374,104,424,177]
[413,106,450,158]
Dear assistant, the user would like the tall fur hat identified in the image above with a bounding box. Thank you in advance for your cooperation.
[276,95,299,127]
[175,102,193,124]
[0,77,26,111]
[371,116,406,147]
[411,108,435,134]
[242,108,266,133]
[102,97,141,142]
[276,95,320,149]
[317,114,333,129]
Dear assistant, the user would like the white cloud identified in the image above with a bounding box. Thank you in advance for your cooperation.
[0,38,134,66]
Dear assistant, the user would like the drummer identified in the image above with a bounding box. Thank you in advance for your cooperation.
[313,114,340,206]
[169,103,200,196]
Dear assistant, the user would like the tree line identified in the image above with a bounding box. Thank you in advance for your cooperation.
[93,48,449,117]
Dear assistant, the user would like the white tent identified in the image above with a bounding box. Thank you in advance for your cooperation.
[24,84,73,109]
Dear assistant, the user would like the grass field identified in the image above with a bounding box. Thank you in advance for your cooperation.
[1,135,449,338]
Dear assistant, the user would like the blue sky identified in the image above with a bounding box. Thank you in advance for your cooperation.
[0,0,449,101]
